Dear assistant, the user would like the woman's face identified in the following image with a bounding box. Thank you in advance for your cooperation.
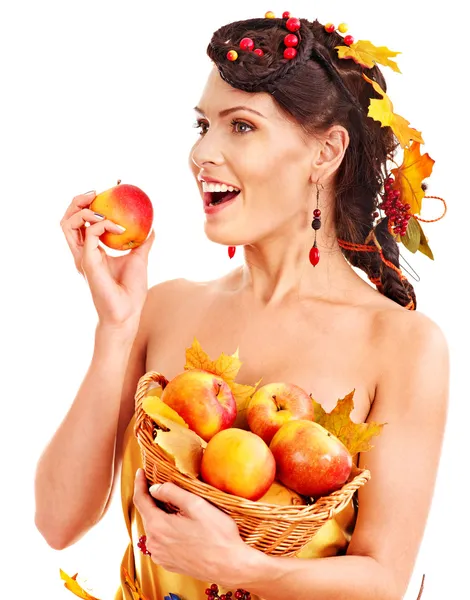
[189,67,321,247]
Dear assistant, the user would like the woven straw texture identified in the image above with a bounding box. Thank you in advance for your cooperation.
[134,370,371,557]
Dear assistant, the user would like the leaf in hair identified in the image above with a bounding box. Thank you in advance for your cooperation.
[362,74,423,148]
[335,39,401,73]
[417,221,434,260]
[391,141,435,214]
[310,390,386,457]
[401,215,421,253]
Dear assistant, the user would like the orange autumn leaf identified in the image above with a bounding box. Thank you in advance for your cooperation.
[311,390,386,457]
[184,337,262,426]
[336,39,401,72]
[60,570,101,600]
[391,140,435,215]
[142,395,189,428]
[362,74,424,148]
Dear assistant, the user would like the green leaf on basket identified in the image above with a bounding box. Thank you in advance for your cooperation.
[152,412,206,478]
[311,390,386,456]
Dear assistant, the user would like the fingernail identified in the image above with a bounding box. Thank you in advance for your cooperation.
[115,224,126,232]
[94,212,105,220]
[136,468,143,477]
[84,190,95,196]
[149,484,162,495]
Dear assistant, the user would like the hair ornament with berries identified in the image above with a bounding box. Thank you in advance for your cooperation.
[207,10,447,311]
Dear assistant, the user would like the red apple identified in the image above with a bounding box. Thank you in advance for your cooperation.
[200,428,276,500]
[269,420,352,497]
[89,180,153,250]
[247,382,314,445]
[161,369,237,442]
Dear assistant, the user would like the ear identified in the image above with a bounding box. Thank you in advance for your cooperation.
[310,125,349,182]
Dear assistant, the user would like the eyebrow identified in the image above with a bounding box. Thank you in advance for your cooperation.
[194,105,267,119]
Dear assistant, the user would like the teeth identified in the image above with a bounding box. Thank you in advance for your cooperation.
[202,182,240,193]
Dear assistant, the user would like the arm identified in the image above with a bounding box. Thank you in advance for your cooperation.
[232,312,449,600]
[34,280,180,549]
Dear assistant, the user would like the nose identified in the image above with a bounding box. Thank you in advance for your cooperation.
[190,128,225,170]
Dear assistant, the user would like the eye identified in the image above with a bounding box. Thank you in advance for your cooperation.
[230,119,254,134]
[193,119,209,135]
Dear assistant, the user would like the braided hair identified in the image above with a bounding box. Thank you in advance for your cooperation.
[207,17,416,310]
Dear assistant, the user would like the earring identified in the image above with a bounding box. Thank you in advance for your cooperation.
[309,184,322,267]
[228,246,236,259]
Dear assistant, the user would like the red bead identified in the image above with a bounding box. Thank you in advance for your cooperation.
[228,246,236,259]
[282,11,291,19]
[313,208,321,217]
[227,50,238,61]
[283,47,297,60]
[309,245,320,266]
[253,48,264,56]
[240,37,254,51]
[344,34,354,45]
[325,23,335,33]
[285,17,301,32]
[284,33,298,47]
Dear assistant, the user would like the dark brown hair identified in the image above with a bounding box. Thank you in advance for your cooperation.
[207,17,416,309]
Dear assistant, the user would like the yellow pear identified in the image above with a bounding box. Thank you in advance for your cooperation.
[257,480,306,506]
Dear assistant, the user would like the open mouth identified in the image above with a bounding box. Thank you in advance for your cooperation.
[204,189,241,206]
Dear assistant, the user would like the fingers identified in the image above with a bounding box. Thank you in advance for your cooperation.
[61,190,97,223]
[131,228,155,259]
[149,481,207,520]
[81,219,127,266]
[133,468,165,519]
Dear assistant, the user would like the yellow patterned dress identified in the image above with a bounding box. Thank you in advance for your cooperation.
[115,414,358,600]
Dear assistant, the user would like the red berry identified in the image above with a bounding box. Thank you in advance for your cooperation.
[253,48,264,56]
[286,17,301,32]
[404,203,411,210]
[284,33,299,47]
[344,34,354,45]
[283,47,297,60]
[240,37,254,51]
[282,11,291,19]
[228,245,236,259]
[211,584,219,592]
[325,23,335,33]
[205,590,212,595]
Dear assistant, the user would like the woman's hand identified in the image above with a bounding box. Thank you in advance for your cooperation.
[133,469,258,589]
[60,190,155,328]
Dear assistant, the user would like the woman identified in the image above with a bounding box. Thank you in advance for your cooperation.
[34,13,449,600]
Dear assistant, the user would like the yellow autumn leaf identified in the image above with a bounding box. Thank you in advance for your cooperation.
[184,337,261,424]
[336,39,401,72]
[60,570,101,600]
[362,73,424,148]
[153,412,206,477]
[391,140,435,215]
[311,390,386,456]
[122,567,150,600]
[142,395,189,428]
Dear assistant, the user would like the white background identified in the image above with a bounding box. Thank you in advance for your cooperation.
[1,1,467,598]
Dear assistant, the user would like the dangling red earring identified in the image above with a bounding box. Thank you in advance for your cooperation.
[228,246,236,259]
[309,184,322,267]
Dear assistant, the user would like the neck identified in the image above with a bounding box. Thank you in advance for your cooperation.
[237,217,358,307]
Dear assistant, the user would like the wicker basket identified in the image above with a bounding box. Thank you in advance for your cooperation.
[134,370,371,557]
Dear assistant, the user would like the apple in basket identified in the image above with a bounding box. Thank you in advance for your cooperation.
[89,180,153,250]
[200,428,276,501]
[160,369,237,442]
[247,382,314,445]
[269,420,352,498]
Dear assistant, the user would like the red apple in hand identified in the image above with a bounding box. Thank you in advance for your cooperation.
[89,180,153,250]
[269,420,352,498]
[247,382,314,445]
[161,369,237,442]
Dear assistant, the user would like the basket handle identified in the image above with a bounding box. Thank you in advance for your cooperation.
[134,371,169,433]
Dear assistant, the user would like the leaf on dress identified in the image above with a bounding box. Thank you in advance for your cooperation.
[362,74,423,148]
[311,390,386,456]
[59,570,101,600]
[122,567,151,600]
[336,39,401,72]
